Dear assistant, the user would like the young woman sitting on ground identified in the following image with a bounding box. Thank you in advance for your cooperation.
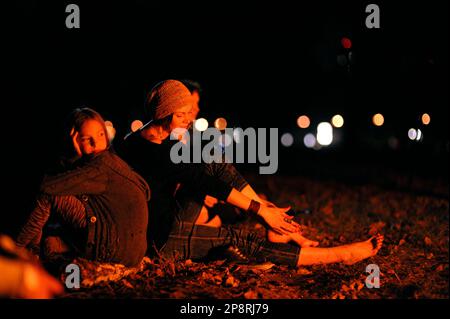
[117,80,383,267]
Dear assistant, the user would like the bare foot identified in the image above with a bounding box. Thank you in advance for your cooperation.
[340,234,384,265]
[267,230,319,248]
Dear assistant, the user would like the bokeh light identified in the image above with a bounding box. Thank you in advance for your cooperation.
[416,129,423,141]
[106,125,116,142]
[331,114,344,128]
[194,118,209,132]
[131,120,143,132]
[233,128,242,144]
[316,122,333,146]
[281,133,294,147]
[303,133,316,148]
[297,115,310,129]
[421,113,431,125]
[214,117,227,130]
[170,127,188,140]
[372,113,384,126]
[408,128,417,140]
[219,133,233,148]
[341,37,352,49]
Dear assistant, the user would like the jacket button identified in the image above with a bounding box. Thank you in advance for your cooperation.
[81,195,88,202]
[90,216,97,223]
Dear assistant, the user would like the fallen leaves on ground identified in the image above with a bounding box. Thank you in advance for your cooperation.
[59,174,448,299]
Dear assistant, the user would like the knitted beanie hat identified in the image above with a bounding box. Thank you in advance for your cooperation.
[146,80,194,120]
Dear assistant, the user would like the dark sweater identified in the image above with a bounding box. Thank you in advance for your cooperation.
[116,131,232,250]
[39,151,150,267]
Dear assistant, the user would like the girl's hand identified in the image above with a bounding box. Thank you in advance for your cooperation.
[70,128,82,157]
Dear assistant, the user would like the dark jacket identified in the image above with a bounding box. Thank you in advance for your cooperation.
[116,131,232,251]
[40,150,150,267]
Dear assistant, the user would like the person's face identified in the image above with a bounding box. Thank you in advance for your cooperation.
[77,119,108,155]
[170,105,193,131]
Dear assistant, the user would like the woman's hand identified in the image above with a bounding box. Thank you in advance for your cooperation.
[257,206,300,235]
[70,128,82,157]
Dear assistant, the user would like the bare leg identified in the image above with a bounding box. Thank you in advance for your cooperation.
[267,230,319,248]
[297,234,384,266]
[195,205,222,227]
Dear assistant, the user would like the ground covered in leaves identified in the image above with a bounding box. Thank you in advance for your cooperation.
[60,174,449,299]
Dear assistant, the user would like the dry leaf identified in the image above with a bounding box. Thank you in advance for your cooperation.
[244,289,258,299]
[296,268,313,275]
[170,291,186,298]
[341,284,350,292]
[436,265,445,272]
[225,275,239,287]
[122,279,134,289]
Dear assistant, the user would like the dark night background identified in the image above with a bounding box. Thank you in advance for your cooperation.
[1,0,448,236]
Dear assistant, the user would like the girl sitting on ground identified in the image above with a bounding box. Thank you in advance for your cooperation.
[16,108,150,267]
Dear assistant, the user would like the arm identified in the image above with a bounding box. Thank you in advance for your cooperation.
[159,153,297,234]
[239,184,275,207]
[163,142,299,234]
[15,198,49,249]
[201,162,274,208]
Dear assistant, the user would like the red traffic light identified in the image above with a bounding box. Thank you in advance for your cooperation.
[341,37,352,49]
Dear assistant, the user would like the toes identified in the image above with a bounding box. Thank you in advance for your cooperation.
[373,236,384,252]
[376,234,384,247]
[370,234,384,250]
[369,237,378,250]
